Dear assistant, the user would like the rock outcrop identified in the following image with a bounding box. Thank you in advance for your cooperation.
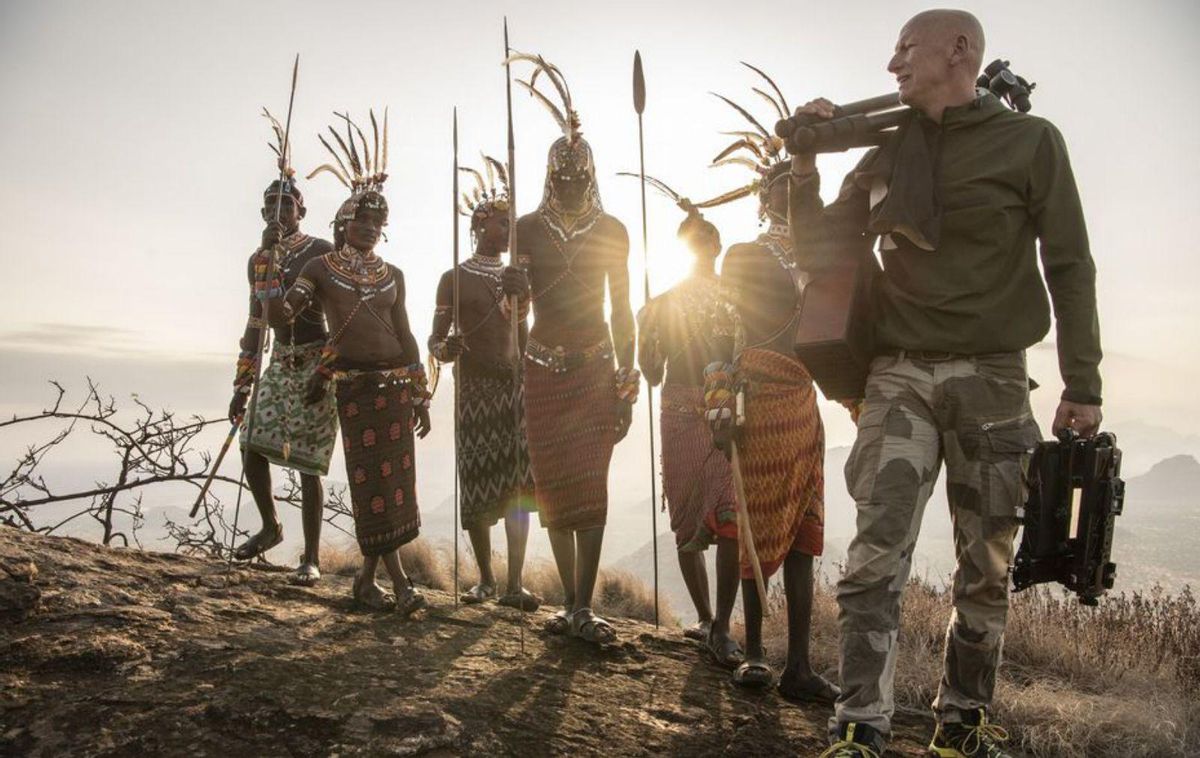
[0,527,933,756]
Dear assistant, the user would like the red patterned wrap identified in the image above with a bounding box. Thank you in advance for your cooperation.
[736,348,825,579]
[660,384,738,551]
[523,331,618,532]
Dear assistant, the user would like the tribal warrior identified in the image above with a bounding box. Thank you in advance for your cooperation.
[630,175,742,668]
[229,110,337,585]
[429,155,539,611]
[510,53,636,644]
[793,11,1103,758]
[270,110,433,615]
[705,68,838,703]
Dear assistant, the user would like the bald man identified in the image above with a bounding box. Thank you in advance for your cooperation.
[793,10,1101,758]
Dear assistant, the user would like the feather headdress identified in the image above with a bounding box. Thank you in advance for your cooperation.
[458,152,511,220]
[706,64,795,220]
[307,108,390,223]
[616,172,756,214]
[307,108,389,194]
[709,62,792,178]
[505,51,581,144]
[262,107,294,178]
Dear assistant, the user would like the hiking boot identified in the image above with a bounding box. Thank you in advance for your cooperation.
[820,722,886,758]
[929,708,1013,757]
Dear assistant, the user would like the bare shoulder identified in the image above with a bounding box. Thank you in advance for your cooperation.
[596,213,629,241]
[298,254,329,281]
[516,212,543,236]
[305,236,334,257]
[722,241,766,266]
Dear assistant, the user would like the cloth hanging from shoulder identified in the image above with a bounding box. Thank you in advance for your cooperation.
[855,109,941,251]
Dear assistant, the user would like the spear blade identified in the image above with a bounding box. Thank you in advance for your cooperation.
[633,50,646,116]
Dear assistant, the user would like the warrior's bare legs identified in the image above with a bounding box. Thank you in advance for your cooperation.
[234,450,323,579]
[741,575,766,664]
[776,551,838,701]
[678,550,714,633]
[381,550,411,595]
[503,505,531,594]
[299,473,323,568]
[547,527,578,611]
[574,527,604,611]
[466,524,497,592]
[242,450,281,540]
[353,554,387,608]
[711,537,740,649]
[782,551,817,680]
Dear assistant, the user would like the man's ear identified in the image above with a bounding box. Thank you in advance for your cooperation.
[950,33,970,68]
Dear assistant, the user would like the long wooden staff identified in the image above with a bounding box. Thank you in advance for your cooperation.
[452,107,461,607]
[730,440,769,611]
[632,50,660,628]
[189,422,238,518]
[228,54,300,568]
[504,17,526,595]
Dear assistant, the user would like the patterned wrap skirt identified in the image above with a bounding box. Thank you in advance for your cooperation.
[523,334,617,532]
[457,368,534,530]
[660,384,738,551]
[737,348,825,579]
[240,340,339,477]
[335,371,421,556]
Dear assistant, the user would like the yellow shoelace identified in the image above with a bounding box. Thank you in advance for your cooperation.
[961,721,1010,755]
[817,741,880,758]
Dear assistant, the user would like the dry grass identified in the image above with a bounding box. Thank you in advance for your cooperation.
[760,573,1200,757]
[321,539,1199,754]
[317,539,675,626]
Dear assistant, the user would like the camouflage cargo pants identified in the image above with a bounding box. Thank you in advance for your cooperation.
[830,351,1041,739]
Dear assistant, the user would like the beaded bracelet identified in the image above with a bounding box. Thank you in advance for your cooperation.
[233,349,257,389]
[407,363,432,408]
[615,366,641,404]
[429,340,451,362]
[252,250,284,301]
[703,361,738,412]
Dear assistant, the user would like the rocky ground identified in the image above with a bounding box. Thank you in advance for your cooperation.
[0,527,934,756]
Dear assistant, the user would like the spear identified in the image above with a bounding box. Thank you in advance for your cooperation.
[503,17,526,597]
[632,50,660,628]
[227,54,300,568]
[188,421,238,518]
[452,106,461,607]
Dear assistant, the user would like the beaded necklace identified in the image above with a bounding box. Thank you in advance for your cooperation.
[757,224,797,270]
[324,245,393,299]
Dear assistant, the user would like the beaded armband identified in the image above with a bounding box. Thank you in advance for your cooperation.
[283,276,316,322]
[233,349,257,392]
[615,367,641,404]
[702,361,738,426]
[407,363,432,408]
[429,338,451,362]
[252,248,284,301]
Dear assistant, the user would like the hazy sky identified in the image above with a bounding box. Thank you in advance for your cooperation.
[1,1,1198,488]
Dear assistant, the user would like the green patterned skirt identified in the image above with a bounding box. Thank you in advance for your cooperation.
[240,341,339,476]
